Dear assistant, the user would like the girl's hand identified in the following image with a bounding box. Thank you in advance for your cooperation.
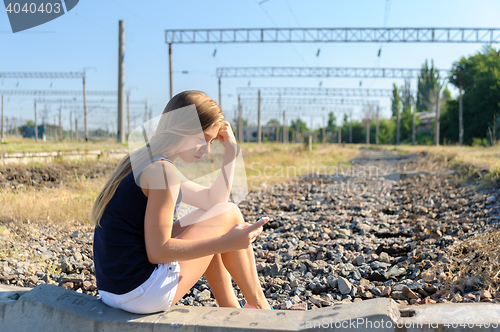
[216,121,237,152]
[220,217,269,252]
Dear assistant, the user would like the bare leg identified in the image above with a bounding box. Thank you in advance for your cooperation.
[169,203,270,309]
[203,253,240,307]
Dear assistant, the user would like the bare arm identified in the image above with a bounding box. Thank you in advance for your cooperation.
[143,160,265,263]
[179,121,239,210]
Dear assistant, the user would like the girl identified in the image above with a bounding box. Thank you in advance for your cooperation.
[91,90,272,314]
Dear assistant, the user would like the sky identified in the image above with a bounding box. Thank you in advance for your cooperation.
[1,0,500,132]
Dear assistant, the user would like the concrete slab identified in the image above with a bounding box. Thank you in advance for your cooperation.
[1,284,499,331]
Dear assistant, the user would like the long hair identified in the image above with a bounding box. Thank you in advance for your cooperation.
[90,90,224,226]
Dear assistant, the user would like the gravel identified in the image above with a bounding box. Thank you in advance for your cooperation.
[1,149,499,311]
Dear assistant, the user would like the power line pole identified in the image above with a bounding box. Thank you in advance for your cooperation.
[349,109,352,144]
[295,119,299,143]
[366,119,370,145]
[238,95,243,142]
[54,116,57,141]
[283,110,287,144]
[117,20,126,143]
[1,95,3,143]
[127,91,130,140]
[459,81,463,146]
[396,105,401,145]
[83,74,88,142]
[257,89,261,145]
[169,43,173,99]
[70,111,73,141]
[13,118,18,137]
[338,125,341,145]
[376,106,380,145]
[75,117,78,141]
[59,107,62,141]
[412,93,416,145]
[34,100,38,142]
[144,100,148,123]
[218,77,221,108]
[434,88,441,146]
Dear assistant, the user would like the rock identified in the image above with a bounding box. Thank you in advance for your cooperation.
[82,280,96,291]
[71,231,80,239]
[480,290,492,301]
[387,266,406,278]
[402,286,419,300]
[61,282,74,290]
[378,252,391,263]
[380,286,392,297]
[337,277,352,295]
[391,291,408,301]
[61,274,84,283]
[290,302,308,311]
[359,278,370,286]
[370,261,391,270]
[326,275,338,289]
[195,289,212,301]
[353,255,365,266]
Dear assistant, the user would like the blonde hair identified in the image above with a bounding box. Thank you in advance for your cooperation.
[90,90,224,226]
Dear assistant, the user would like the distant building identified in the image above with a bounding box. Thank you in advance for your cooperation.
[415,111,435,132]
[23,126,46,140]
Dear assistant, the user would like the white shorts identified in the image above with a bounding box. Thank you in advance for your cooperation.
[98,262,180,314]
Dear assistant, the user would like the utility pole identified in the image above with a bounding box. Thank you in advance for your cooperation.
[69,111,73,141]
[144,100,148,123]
[349,109,352,144]
[257,90,261,145]
[295,119,299,143]
[412,91,416,145]
[366,119,370,145]
[434,87,441,146]
[34,100,38,142]
[338,125,341,144]
[283,110,287,144]
[1,95,3,143]
[13,118,18,137]
[218,77,221,108]
[376,106,380,145]
[59,107,62,141]
[54,116,57,141]
[459,81,463,146]
[83,74,88,142]
[322,114,326,144]
[126,91,130,140]
[238,95,243,142]
[75,117,78,141]
[117,20,126,143]
[169,43,173,99]
[396,106,400,145]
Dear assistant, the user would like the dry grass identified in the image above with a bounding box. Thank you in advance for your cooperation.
[426,230,500,296]
[0,136,126,153]
[372,144,500,187]
[0,142,360,225]
[0,175,106,226]
[241,142,360,185]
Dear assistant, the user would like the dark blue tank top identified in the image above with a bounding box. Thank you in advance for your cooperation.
[93,157,182,295]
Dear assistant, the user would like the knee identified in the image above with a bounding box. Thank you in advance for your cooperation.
[210,202,244,225]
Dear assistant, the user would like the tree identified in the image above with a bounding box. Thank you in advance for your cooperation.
[441,45,500,145]
[391,84,401,118]
[326,112,337,131]
[417,59,440,112]
[266,118,280,126]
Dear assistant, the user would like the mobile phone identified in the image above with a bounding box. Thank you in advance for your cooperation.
[257,216,269,222]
